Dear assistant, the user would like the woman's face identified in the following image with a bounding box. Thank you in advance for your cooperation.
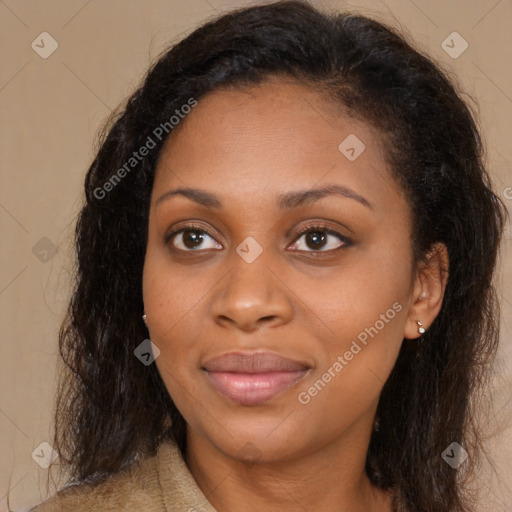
[143,79,420,464]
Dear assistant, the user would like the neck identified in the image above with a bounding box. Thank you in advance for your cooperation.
[184,417,393,512]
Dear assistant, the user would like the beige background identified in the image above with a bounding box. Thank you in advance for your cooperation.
[0,0,511,510]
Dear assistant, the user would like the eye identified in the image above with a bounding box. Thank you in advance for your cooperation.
[165,222,352,253]
[289,225,352,252]
[166,224,223,251]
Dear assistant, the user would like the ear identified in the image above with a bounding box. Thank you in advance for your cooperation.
[403,242,449,340]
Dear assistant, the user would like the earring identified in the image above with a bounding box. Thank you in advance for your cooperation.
[417,320,426,334]
[142,313,147,324]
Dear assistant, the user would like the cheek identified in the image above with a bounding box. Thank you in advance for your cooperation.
[142,249,206,368]
[294,292,406,426]
[291,247,410,394]
[290,248,409,344]
[143,239,212,324]
[142,261,204,410]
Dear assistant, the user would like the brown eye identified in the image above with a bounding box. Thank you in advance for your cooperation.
[290,226,352,252]
[167,227,223,251]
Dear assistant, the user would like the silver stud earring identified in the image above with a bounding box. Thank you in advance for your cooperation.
[417,320,425,334]
[142,313,147,324]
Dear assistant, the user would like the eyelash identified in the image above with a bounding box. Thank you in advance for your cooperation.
[165,222,352,254]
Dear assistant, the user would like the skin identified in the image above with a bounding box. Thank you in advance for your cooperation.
[142,78,449,512]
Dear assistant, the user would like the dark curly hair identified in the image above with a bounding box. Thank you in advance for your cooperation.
[50,2,507,511]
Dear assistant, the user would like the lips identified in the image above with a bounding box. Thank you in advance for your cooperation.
[203,351,310,406]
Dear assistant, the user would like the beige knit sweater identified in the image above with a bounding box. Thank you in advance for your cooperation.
[30,440,217,511]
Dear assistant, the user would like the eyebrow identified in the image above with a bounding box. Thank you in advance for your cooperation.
[155,184,373,210]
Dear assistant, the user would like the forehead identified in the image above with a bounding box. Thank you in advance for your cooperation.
[152,79,407,216]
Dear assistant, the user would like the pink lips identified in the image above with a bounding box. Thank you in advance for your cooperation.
[203,351,310,406]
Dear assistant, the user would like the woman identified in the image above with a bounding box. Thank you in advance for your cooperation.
[31,1,506,511]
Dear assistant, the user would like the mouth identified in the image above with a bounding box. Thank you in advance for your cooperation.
[202,351,310,406]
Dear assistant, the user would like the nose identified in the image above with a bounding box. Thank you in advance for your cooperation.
[210,252,294,332]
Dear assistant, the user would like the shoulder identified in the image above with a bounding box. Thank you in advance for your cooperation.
[30,451,164,511]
